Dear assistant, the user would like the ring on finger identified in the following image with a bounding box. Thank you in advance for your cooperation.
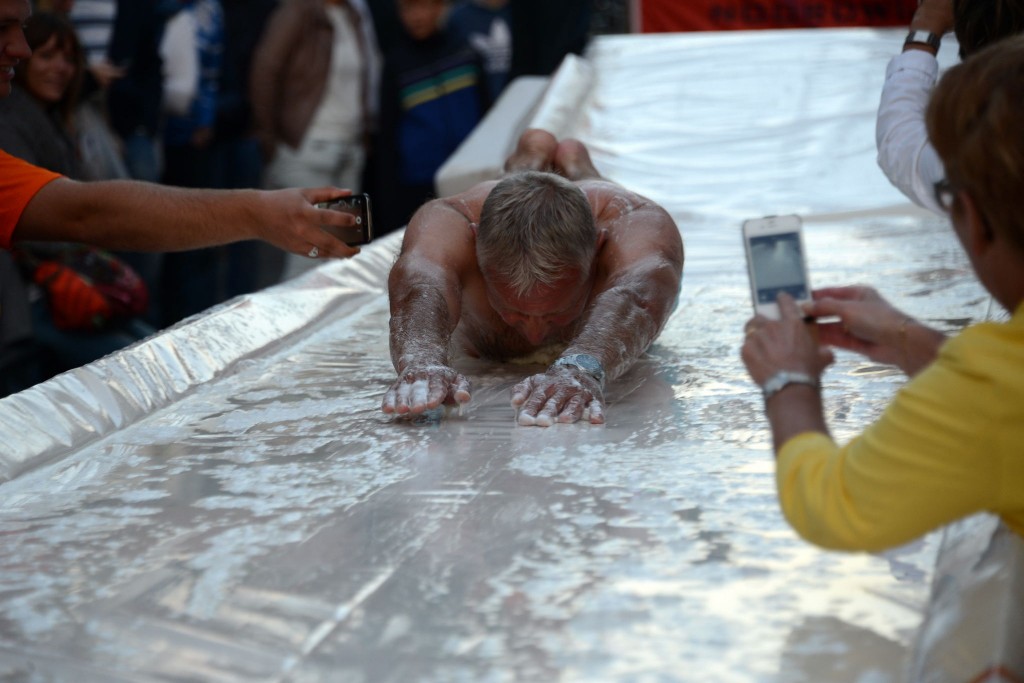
[308,246,320,258]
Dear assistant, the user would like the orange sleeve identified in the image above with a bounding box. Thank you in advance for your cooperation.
[0,150,62,249]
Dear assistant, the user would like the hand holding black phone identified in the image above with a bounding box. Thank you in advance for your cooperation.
[316,193,374,246]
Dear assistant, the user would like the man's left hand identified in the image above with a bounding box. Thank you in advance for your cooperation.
[511,369,605,427]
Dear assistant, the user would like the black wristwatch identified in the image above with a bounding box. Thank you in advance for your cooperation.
[904,30,942,53]
[551,353,606,389]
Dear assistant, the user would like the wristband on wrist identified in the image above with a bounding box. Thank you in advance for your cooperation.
[551,353,606,390]
[904,30,942,53]
[761,370,819,402]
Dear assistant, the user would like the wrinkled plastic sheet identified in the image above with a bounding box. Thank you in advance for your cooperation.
[910,516,1024,682]
[0,29,1017,682]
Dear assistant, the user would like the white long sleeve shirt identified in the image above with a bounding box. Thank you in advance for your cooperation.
[875,50,945,215]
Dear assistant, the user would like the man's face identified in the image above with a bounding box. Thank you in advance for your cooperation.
[0,0,31,98]
[484,268,593,347]
[397,0,445,41]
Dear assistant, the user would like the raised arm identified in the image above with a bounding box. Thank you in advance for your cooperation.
[875,0,953,214]
[15,177,361,259]
[381,198,475,415]
[513,190,684,426]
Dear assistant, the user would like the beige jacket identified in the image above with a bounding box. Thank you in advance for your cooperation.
[249,0,376,160]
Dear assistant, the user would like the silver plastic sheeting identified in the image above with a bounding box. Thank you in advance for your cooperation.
[910,516,1024,682]
[0,29,1013,682]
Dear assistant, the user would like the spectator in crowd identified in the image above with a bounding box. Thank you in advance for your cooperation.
[876,0,1024,214]
[0,11,82,177]
[210,0,277,295]
[447,0,511,98]
[375,0,487,235]
[66,0,123,91]
[250,0,381,282]
[104,0,176,325]
[742,36,1024,552]
[107,0,175,183]
[60,0,134,183]
[0,11,155,381]
[156,0,224,326]
[159,0,222,191]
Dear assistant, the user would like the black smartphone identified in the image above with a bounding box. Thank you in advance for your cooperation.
[316,193,374,246]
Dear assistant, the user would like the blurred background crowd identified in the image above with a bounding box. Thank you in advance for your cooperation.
[0,0,628,396]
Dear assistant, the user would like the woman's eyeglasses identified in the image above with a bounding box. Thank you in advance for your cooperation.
[933,178,955,213]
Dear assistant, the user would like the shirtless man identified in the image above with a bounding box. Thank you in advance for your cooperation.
[382,129,684,426]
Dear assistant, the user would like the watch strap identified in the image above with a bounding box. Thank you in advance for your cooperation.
[551,353,606,389]
[904,30,942,52]
[761,370,819,401]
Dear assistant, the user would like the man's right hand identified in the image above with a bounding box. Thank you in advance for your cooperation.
[381,365,471,416]
[253,187,361,260]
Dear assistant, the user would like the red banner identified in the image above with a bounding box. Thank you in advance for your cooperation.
[640,0,917,32]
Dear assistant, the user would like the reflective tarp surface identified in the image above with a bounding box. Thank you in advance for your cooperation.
[0,29,1001,682]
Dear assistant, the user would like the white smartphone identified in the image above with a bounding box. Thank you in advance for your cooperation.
[742,214,811,319]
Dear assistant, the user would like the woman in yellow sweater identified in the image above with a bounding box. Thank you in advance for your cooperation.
[740,35,1024,553]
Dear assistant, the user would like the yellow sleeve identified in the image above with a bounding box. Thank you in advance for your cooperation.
[775,331,1002,552]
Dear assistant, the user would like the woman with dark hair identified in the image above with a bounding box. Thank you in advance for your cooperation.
[0,11,84,176]
[0,12,155,385]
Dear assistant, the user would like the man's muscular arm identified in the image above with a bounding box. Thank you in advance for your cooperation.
[514,196,684,426]
[382,199,475,415]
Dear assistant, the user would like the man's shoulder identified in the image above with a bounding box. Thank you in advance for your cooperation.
[449,178,500,210]
[403,196,479,250]
[576,177,627,194]
[578,179,652,214]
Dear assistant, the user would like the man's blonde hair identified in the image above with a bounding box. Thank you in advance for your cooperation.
[476,171,597,296]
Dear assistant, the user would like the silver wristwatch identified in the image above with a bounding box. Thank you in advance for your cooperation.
[904,30,941,52]
[551,353,606,389]
[761,370,819,401]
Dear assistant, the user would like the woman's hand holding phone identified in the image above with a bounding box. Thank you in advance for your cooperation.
[805,286,945,376]
[742,292,834,387]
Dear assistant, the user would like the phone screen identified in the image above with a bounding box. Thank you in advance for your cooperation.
[748,232,808,304]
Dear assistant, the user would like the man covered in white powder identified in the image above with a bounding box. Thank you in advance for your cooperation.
[382,128,684,426]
